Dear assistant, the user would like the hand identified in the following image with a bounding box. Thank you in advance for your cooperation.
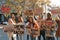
[46,28,50,31]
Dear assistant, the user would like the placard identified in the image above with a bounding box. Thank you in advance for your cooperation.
[14,23,24,34]
[51,8,60,14]
[45,20,54,26]
[3,25,14,32]
[33,7,43,15]
[24,10,33,16]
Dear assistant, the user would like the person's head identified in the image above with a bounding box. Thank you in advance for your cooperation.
[28,17,34,23]
[47,13,52,18]
[11,13,15,19]
[18,15,22,22]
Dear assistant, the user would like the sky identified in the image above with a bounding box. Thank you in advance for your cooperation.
[50,0,60,6]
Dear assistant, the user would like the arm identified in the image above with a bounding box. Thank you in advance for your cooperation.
[51,21,58,31]
[8,18,12,24]
[33,22,40,30]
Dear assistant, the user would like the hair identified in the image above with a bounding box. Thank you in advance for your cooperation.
[28,17,34,23]
[10,13,15,18]
[46,13,52,20]
[47,13,51,18]
[18,16,22,22]
[10,13,17,18]
[28,17,35,27]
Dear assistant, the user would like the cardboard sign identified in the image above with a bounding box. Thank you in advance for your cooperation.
[31,29,39,37]
[33,7,43,15]
[51,9,60,14]
[45,20,54,26]
[14,24,24,34]
[3,25,14,32]
[24,10,33,16]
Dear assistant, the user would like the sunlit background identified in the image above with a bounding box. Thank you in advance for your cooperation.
[50,0,60,6]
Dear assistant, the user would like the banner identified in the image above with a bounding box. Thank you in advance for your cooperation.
[51,8,60,14]
[33,7,43,15]
[24,10,33,16]
[1,6,10,13]
[45,20,54,26]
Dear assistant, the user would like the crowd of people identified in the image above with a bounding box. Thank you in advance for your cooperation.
[3,12,60,40]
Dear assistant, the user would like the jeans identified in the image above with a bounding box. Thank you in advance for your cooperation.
[46,37,55,40]
[17,34,23,40]
[27,35,29,40]
[38,30,45,40]
[27,35,36,40]
[31,36,36,40]
[16,34,19,40]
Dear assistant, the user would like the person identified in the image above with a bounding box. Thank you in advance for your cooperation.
[26,17,39,40]
[8,13,16,40]
[17,15,24,40]
[25,16,30,40]
[17,15,24,23]
[45,13,57,40]
[37,15,46,40]
[8,13,16,25]
[55,16,60,39]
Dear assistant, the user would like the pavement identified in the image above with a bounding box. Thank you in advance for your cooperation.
[0,25,60,40]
